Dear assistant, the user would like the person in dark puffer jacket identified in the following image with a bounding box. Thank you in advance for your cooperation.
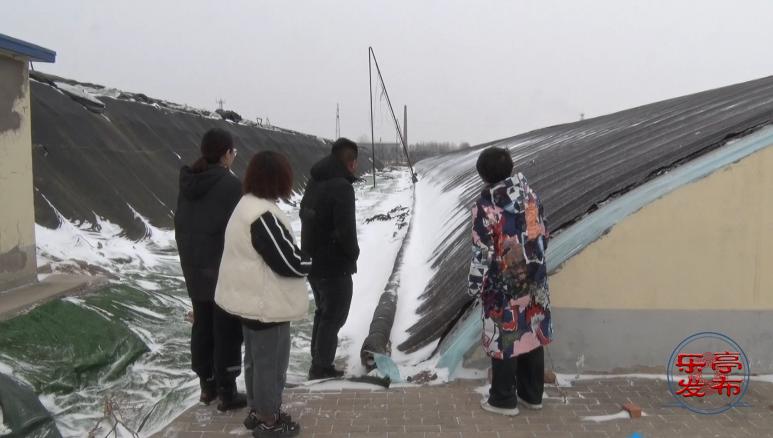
[299,138,360,380]
[174,128,247,411]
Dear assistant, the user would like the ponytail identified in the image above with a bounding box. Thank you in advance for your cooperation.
[191,157,209,173]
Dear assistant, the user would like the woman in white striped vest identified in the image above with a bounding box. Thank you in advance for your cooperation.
[215,151,310,438]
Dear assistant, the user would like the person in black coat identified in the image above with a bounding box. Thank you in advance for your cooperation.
[300,138,360,380]
[174,128,246,411]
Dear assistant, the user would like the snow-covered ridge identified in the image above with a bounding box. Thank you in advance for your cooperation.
[30,70,329,143]
[29,70,373,238]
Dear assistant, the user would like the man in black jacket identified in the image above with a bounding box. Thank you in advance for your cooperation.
[174,128,246,411]
[300,138,360,379]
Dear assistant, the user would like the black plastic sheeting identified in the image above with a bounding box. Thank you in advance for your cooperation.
[397,74,773,354]
[360,201,414,368]
[360,190,418,368]
[29,73,379,239]
[0,373,62,438]
[361,290,397,368]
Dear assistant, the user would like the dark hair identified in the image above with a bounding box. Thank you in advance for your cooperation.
[331,137,358,164]
[476,147,514,184]
[192,128,234,172]
[243,151,293,200]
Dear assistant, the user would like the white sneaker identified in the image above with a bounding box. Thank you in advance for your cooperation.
[480,400,520,416]
[517,396,543,410]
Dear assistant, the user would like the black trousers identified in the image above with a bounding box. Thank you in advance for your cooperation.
[190,300,243,390]
[488,346,544,409]
[309,275,353,369]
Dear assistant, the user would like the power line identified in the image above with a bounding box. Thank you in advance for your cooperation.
[368,46,418,184]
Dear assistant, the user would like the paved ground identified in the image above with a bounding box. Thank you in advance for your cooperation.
[155,377,773,438]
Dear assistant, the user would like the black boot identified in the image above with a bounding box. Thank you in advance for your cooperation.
[308,365,344,380]
[244,410,260,430]
[217,382,248,412]
[200,378,217,405]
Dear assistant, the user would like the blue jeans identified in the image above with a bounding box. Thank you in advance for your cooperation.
[243,322,290,417]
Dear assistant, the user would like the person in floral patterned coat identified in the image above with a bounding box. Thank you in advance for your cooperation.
[468,147,552,416]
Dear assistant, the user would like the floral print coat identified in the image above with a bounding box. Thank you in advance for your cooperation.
[468,173,552,359]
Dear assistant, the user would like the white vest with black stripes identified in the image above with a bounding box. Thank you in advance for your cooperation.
[215,194,309,322]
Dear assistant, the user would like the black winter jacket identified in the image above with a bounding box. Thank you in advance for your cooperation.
[300,155,359,278]
[174,164,242,301]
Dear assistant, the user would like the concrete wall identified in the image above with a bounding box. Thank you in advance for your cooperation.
[0,55,36,291]
[548,144,773,373]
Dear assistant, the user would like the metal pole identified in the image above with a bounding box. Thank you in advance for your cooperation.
[369,47,376,188]
[336,103,341,138]
[368,47,417,182]
[403,105,408,165]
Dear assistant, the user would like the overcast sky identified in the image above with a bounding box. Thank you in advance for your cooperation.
[5,1,773,145]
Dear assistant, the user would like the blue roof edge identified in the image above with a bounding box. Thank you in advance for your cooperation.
[0,33,56,63]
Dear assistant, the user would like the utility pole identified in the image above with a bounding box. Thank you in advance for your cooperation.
[216,99,226,111]
[336,103,341,138]
[368,47,417,183]
[403,105,408,164]
[369,48,376,188]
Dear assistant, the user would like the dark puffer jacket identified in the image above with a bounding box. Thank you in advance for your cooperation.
[300,155,359,278]
[174,164,242,301]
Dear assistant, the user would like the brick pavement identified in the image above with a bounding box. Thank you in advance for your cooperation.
[155,377,773,438]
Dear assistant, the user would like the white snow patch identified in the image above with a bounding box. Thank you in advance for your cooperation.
[555,373,669,387]
[556,373,575,387]
[575,354,585,370]
[390,165,469,367]
[133,279,161,291]
[127,326,162,353]
[54,82,104,107]
[35,199,178,276]
[751,375,773,383]
[116,303,165,320]
[581,410,631,422]
[474,383,489,398]
[127,203,176,248]
[0,361,34,389]
[0,405,9,435]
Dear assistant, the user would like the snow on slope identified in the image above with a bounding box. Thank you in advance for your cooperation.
[20,168,414,436]
[390,149,482,366]
[340,168,414,375]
